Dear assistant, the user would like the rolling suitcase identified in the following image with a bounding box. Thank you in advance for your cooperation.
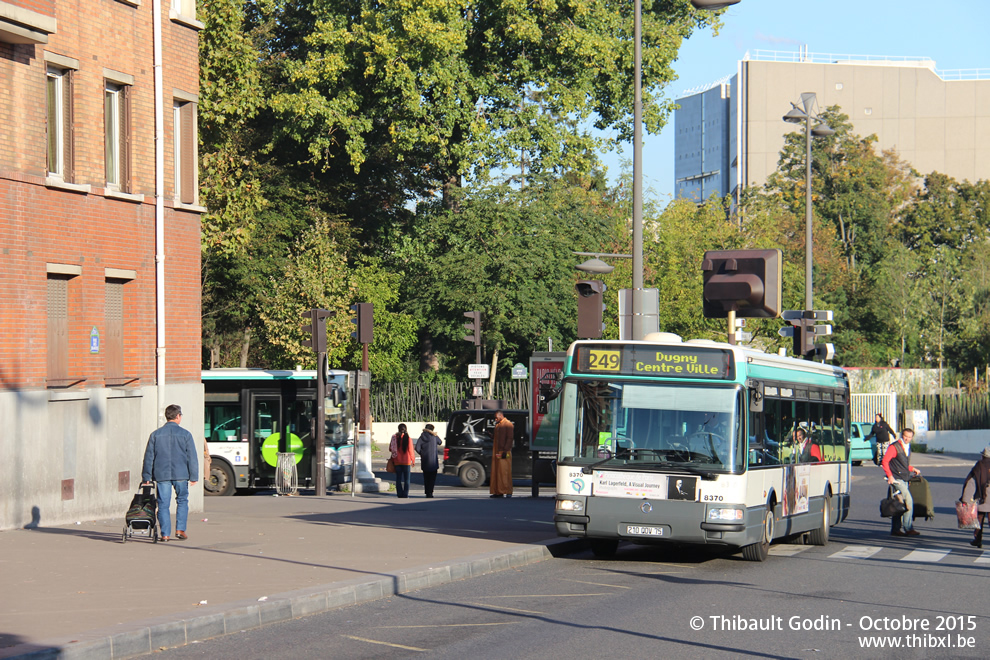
[909,475,934,521]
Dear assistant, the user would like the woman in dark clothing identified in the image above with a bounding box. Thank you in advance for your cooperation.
[871,414,896,465]
[415,424,443,498]
[961,447,990,548]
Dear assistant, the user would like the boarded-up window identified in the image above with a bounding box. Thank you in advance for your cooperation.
[105,280,124,380]
[173,100,197,205]
[47,275,69,383]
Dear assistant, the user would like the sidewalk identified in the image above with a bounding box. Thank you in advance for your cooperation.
[0,484,578,659]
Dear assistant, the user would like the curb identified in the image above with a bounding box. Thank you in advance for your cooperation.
[3,537,586,660]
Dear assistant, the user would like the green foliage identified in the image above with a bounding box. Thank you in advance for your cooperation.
[254,0,719,191]
[399,176,623,376]
[196,4,990,386]
[258,218,353,368]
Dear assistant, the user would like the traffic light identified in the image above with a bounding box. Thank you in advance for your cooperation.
[575,280,606,339]
[463,311,481,345]
[350,303,373,344]
[702,249,782,318]
[301,308,333,354]
[781,310,833,360]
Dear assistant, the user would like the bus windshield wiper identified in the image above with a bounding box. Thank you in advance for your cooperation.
[672,465,717,480]
[581,450,617,474]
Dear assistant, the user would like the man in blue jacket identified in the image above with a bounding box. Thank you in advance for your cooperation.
[142,404,199,541]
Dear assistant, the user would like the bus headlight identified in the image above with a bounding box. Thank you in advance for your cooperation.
[556,498,584,513]
[708,508,744,521]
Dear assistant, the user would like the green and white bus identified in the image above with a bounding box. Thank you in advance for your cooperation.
[552,333,850,561]
[203,369,354,496]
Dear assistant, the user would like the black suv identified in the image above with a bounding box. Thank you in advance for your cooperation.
[442,410,531,487]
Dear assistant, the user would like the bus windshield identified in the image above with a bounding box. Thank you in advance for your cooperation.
[557,380,745,473]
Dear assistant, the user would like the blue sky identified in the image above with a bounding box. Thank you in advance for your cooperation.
[598,0,990,200]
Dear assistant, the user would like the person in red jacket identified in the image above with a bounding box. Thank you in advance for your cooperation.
[389,424,415,498]
[882,428,921,536]
[793,427,822,463]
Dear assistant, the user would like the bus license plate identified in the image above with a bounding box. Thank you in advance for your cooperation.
[626,525,666,537]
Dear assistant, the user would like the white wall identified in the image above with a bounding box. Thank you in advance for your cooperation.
[0,382,204,531]
[921,430,990,455]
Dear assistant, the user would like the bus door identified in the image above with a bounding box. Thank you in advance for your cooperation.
[285,396,316,483]
[250,393,281,485]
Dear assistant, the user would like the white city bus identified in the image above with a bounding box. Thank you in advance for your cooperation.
[203,369,354,495]
[551,334,851,561]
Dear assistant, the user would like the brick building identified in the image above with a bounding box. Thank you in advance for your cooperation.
[0,0,204,530]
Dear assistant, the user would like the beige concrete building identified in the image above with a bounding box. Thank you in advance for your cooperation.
[675,50,990,203]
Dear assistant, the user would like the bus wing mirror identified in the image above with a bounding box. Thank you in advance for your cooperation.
[750,386,764,413]
[329,384,343,407]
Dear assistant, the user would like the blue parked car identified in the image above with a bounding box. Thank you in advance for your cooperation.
[849,422,877,466]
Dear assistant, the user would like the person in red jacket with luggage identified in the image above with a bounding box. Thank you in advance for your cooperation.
[881,428,921,537]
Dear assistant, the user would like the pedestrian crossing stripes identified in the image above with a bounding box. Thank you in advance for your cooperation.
[900,548,951,563]
[768,544,812,557]
[829,545,883,560]
[766,544,990,565]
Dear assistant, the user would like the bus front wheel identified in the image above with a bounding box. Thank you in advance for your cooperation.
[743,505,774,562]
[206,461,235,497]
[808,496,830,545]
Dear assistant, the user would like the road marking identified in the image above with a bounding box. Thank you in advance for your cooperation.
[465,602,545,615]
[900,549,951,563]
[829,545,883,560]
[341,635,428,651]
[379,622,518,629]
[976,552,990,564]
[769,544,812,556]
[561,578,632,589]
[477,593,614,598]
[512,518,554,525]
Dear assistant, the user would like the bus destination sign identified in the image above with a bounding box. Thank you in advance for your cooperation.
[573,344,733,380]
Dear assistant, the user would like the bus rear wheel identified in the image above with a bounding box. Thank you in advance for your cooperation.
[743,505,774,562]
[206,461,235,497]
[808,496,830,545]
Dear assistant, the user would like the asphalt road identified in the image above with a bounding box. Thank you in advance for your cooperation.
[158,463,988,660]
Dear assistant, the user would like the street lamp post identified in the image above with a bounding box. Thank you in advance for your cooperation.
[783,92,835,312]
[629,0,741,339]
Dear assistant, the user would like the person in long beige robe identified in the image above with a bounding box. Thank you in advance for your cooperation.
[489,412,514,497]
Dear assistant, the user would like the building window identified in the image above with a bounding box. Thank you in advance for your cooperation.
[46,67,74,181]
[47,275,70,384]
[173,99,198,205]
[172,0,196,20]
[105,82,131,192]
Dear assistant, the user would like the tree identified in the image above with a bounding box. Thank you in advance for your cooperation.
[767,107,916,278]
[254,0,722,209]
[399,176,624,376]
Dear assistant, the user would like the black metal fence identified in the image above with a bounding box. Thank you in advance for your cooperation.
[370,381,529,423]
[899,394,990,431]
